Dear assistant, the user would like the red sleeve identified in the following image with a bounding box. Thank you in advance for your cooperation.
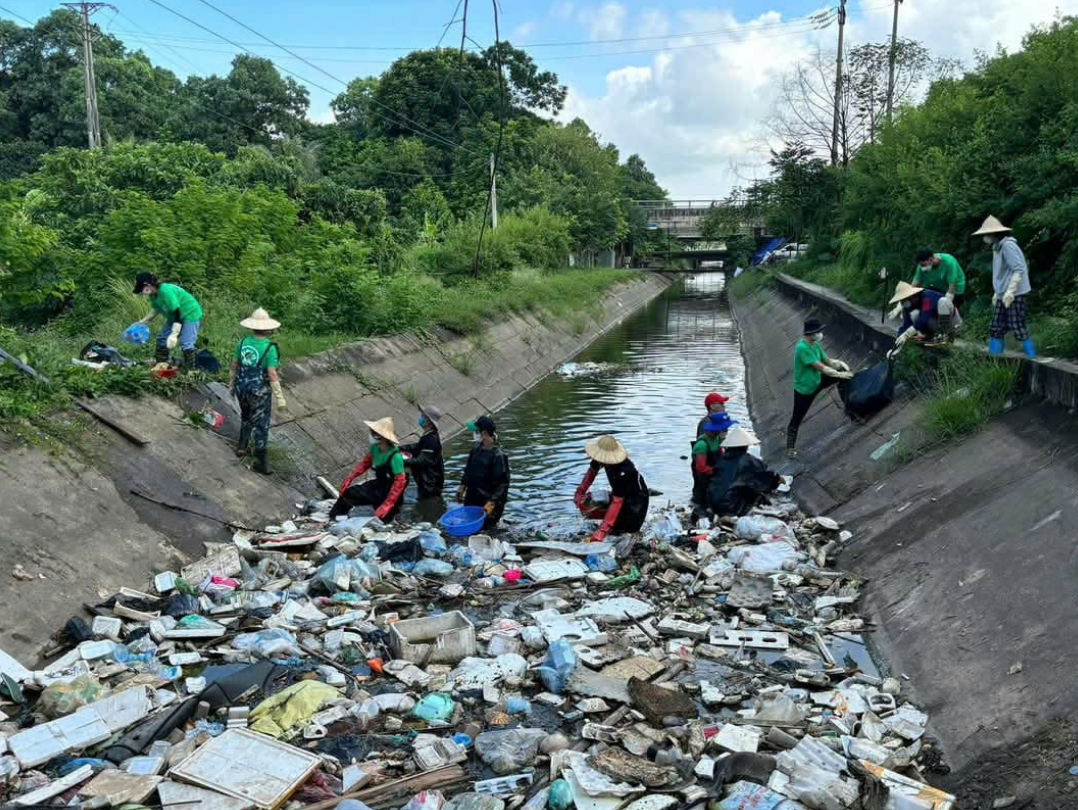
[340,454,372,492]
[694,454,714,476]
[591,496,624,542]
[922,297,933,313]
[574,466,598,508]
[375,473,407,520]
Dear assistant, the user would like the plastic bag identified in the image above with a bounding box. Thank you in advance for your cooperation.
[412,693,456,723]
[727,541,800,573]
[649,512,683,542]
[585,552,617,572]
[419,531,448,556]
[164,593,199,618]
[413,559,454,577]
[474,728,548,775]
[734,515,794,542]
[38,674,108,719]
[293,770,343,803]
[234,628,303,659]
[841,360,894,419]
[548,780,573,810]
[401,791,446,810]
[123,323,151,344]
[350,558,381,589]
[536,640,577,694]
[313,556,352,594]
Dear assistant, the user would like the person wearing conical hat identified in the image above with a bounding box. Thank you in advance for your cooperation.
[400,404,445,500]
[708,427,782,517]
[573,435,650,542]
[456,415,511,530]
[230,308,285,475]
[886,281,945,357]
[973,215,1035,358]
[786,318,852,458]
[330,417,409,521]
[911,247,965,340]
[691,412,736,508]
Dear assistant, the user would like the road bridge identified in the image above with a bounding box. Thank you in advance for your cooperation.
[632,198,762,240]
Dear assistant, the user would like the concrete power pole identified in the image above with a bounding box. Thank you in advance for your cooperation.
[63,2,110,148]
[886,0,903,124]
[829,0,847,166]
[489,153,498,230]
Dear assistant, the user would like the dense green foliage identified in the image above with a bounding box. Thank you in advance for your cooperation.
[742,17,1078,355]
[0,9,667,422]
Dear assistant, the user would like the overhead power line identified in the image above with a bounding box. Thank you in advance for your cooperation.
[0,2,34,24]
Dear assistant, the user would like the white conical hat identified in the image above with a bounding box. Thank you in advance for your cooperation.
[363,417,399,444]
[585,435,628,465]
[889,281,923,304]
[721,426,759,448]
[239,307,281,330]
[972,215,1012,236]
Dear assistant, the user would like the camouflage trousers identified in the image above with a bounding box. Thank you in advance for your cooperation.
[237,388,272,452]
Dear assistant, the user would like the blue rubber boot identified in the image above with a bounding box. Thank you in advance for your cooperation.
[988,337,1005,355]
[1022,338,1036,358]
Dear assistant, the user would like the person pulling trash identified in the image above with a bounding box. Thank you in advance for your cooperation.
[786,318,853,458]
[572,435,650,542]
[229,308,286,475]
[907,248,966,340]
[974,215,1036,358]
[131,273,203,368]
[886,282,945,357]
[456,415,510,530]
[708,426,782,517]
[400,404,445,500]
[696,391,730,438]
[330,417,408,521]
[691,412,736,507]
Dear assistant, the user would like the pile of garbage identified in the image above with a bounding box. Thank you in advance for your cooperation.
[0,496,956,810]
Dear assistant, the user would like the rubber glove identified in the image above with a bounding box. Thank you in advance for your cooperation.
[483,501,496,515]
[1003,272,1022,308]
[945,291,955,304]
[270,379,287,410]
[821,365,844,378]
[831,359,850,372]
[165,322,182,350]
[887,304,903,321]
[894,326,917,351]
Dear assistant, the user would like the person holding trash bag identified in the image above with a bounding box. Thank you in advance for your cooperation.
[229,308,286,475]
[974,215,1036,358]
[573,435,650,542]
[911,248,965,340]
[696,391,730,439]
[691,412,736,506]
[708,427,782,517]
[786,318,853,458]
[330,418,408,521]
[401,404,445,500]
[456,415,511,530]
[131,273,203,368]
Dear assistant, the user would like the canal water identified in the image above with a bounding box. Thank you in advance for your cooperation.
[440,274,753,535]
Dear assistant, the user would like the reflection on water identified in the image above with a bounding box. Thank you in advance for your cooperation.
[437,274,751,534]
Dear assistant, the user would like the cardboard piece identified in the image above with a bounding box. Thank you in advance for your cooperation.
[80,771,162,804]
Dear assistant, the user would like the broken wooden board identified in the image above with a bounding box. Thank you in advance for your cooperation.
[599,655,664,681]
[76,398,151,446]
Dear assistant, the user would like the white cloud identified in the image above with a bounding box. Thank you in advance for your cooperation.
[513,20,538,41]
[578,2,627,41]
[635,9,671,39]
[556,0,1064,198]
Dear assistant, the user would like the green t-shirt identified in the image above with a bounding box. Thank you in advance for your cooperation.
[370,443,405,475]
[913,253,965,295]
[234,337,280,369]
[692,434,724,456]
[150,283,203,322]
[794,338,827,395]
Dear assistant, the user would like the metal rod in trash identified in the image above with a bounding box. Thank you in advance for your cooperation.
[0,344,51,384]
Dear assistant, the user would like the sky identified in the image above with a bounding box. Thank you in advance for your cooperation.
[2,0,1070,196]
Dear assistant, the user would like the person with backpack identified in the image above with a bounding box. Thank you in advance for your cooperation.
[230,308,286,475]
[330,417,408,521]
[132,272,204,368]
[456,415,511,530]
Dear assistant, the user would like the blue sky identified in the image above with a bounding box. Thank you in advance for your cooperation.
[3,0,1067,195]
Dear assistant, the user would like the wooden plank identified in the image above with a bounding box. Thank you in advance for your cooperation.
[77,399,151,445]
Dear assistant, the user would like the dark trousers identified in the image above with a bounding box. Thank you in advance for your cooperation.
[786,377,840,450]
[237,389,272,452]
[590,494,649,534]
[464,491,506,530]
[330,481,403,521]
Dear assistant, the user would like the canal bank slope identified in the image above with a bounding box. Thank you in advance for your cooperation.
[731,272,1078,801]
[0,272,672,663]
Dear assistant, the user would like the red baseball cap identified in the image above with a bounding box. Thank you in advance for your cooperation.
[704,392,730,407]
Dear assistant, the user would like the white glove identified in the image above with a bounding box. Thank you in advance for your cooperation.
[165,323,181,350]
[270,379,287,410]
[831,360,850,373]
[992,293,999,307]
[945,291,954,304]
[822,366,852,380]
[887,304,903,321]
[893,326,918,352]
[1002,290,1015,308]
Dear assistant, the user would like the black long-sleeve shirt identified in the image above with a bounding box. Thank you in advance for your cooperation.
[401,431,444,499]
[461,444,510,503]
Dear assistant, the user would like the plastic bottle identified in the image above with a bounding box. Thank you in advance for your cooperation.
[548,779,573,810]
[356,699,381,732]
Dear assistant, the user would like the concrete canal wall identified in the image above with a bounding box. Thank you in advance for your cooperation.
[731,271,1078,780]
[0,272,673,662]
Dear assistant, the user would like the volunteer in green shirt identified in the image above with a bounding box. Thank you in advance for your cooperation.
[133,272,204,368]
[786,318,852,458]
[692,412,736,505]
[911,249,966,339]
[229,308,287,475]
[330,417,408,522]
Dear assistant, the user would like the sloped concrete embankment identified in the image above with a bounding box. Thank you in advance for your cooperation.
[731,272,1078,783]
[0,273,672,662]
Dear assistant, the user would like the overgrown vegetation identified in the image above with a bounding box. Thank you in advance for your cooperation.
[0,10,662,425]
[728,268,776,299]
[735,16,1078,357]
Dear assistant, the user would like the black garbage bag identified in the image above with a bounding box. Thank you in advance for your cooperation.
[708,449,781,517]
[164,592,199,618]
[841,360,894,419]
[79,341,134,367]
[195,348,221,373]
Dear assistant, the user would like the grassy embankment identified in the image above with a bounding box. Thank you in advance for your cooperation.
[0,267,637,425]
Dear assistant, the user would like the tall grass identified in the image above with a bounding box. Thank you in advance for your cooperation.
[728,268,775,299]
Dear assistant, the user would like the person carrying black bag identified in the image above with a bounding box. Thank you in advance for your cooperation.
[230,308,286,475]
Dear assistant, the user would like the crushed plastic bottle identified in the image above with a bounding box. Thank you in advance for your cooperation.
[536,640,577,694]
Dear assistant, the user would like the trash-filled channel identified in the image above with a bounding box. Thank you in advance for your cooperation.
[0,276,956,810]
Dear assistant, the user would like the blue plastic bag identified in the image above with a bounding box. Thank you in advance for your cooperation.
[536,640,577,694]
[123,323,151,344]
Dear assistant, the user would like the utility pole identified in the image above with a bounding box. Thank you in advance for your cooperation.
[62,2,111,149]
[489,153,498,230]
[829,0,847,167]
[886,0,903,124]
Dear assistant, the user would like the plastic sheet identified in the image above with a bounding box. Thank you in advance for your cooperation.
[728,542,800,573]
[233,629,303,660]
[734,516,795,542]
[38,674,109,719]
[475,728,548,775]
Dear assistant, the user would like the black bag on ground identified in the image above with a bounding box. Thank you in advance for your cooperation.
[841,360,894,418]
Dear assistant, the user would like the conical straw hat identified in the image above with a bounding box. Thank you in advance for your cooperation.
[363,417,399,444]
[889,281,923,304]
[721,426,759,448]
[972,215,1012,236]
[585,435,628,465]
[240,307,281,330]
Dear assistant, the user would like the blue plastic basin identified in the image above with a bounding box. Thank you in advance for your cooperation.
[439,506,487,537]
